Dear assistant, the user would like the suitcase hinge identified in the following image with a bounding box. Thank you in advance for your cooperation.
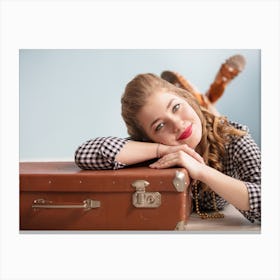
[132,180,161,208]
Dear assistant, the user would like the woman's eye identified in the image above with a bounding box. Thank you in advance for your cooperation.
[155,123,164,132]
[172,103,180,113]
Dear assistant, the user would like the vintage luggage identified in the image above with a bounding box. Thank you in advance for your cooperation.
[20,162,192,231]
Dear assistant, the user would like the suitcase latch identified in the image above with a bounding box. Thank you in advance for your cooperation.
[132,180,161,208]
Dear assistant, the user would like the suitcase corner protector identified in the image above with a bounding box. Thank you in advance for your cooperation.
[173,171,187,192]
[175,221,185,231]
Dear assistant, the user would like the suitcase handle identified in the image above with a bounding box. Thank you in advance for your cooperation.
[32,198,101,211]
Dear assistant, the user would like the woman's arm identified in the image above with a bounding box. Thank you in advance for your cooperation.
[74,137,164,170]
[150,150,249,210]
[115,141,159,165]
[74,137,129,170]
[116,141,204,166]
[150,133,261,222]
[75,136,204,170]
[199,166,250,210]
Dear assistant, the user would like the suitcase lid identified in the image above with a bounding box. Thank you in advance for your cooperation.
[20,162,189,193]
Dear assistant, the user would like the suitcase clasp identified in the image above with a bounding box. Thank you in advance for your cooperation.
[132,180,161,208]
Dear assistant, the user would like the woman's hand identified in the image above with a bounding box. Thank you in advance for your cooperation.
[150,145,205,180]
[158,144,204,164]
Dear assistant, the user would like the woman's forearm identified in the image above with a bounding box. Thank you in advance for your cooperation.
[115,141,159,165]
[199,165,250,211]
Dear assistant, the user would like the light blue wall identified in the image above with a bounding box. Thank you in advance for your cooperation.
[19,49,261,161]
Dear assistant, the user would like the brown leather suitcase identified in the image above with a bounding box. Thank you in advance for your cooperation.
[20,162,192,231]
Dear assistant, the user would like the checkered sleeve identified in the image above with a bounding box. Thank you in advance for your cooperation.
[233,133,261,223]
[74,137,129,170]
[221,122,261,223]
[198,123,261,223]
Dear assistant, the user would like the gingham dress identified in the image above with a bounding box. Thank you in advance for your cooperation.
[75,122,261,223]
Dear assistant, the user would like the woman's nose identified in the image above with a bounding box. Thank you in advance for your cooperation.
[170,116,183,132]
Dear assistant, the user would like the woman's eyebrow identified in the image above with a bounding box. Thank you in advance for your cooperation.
[149,98,176,128]
[167,98,176,110]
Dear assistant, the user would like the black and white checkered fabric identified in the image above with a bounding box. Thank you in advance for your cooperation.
[75,137,127,170]
[74,122,261,223]
[196,122,261,223]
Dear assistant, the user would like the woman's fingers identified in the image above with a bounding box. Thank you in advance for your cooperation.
[177,145,204,164]
[149,154,178,169]
[150,151,187,168]
[149,149,204,179]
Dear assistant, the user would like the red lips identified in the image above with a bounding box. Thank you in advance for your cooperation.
[178,124,192,140]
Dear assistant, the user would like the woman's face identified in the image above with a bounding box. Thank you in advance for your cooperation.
[137,91,202,148]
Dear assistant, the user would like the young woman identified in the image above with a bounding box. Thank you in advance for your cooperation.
[75,73,261,223]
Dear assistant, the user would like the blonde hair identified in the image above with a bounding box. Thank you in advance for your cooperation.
[121,73,246,190]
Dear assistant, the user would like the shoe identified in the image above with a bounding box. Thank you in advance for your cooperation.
[205,54,246,103]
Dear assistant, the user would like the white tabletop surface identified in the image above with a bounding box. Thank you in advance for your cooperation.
[184,204,261,233]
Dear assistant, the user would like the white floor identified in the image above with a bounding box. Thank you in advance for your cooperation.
[184,204,261,232]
